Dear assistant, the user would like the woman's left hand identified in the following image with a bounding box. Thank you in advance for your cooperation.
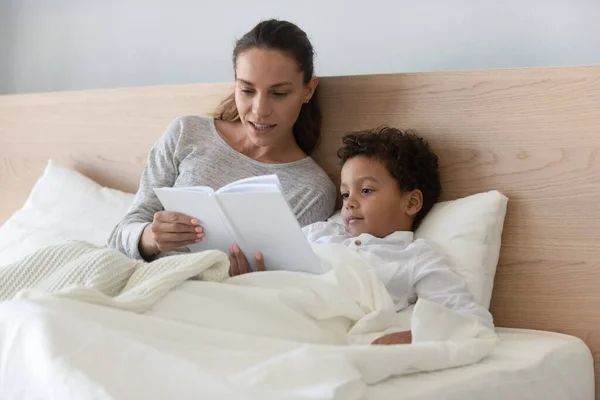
[229,245,265,276]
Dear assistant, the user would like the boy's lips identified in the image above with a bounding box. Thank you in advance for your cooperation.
[346,216,364,224]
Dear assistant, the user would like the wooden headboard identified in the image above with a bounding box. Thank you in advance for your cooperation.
[1,65,600,395]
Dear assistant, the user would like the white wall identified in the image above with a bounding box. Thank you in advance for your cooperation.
[1,0,600,95]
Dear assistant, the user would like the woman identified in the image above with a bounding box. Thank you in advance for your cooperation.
[108,19,337,261]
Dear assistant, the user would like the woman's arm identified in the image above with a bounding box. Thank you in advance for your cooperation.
[107,118,199,260]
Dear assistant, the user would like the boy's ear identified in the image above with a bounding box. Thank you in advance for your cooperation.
[405,190,423,217]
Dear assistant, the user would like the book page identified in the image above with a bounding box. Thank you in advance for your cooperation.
[153,188,235,254]
[217,191,323,274]
[217,174,280,194]
[218,183,280,194]
[155,186,215,194]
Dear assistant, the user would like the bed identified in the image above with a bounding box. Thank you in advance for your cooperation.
[0,65,598,399]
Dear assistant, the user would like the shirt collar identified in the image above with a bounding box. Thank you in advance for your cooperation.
[353,231,414,247]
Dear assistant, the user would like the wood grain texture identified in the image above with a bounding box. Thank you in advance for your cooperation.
[0,82,233,222]
[1,65,600,396]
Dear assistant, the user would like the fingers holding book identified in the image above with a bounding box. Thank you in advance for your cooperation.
[229,245,265,276]
[139,211,205,258]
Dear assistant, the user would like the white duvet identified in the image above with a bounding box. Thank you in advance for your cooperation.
[0,243,498,400]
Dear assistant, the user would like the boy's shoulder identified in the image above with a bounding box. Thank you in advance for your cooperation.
[302,220,348,242]
[302,220,329,232]
[409,237,450,263]
[303,219,344,231]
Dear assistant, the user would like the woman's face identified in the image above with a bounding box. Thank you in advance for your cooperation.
[234,48,317,150]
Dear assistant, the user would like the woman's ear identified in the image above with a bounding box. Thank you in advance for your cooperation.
[304,76,319,103]
[405,190,423,217]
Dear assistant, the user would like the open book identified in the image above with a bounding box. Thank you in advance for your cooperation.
[153,175,325,274]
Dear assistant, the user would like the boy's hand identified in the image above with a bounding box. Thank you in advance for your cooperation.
[229,245,265,276]
[371,331,412,345]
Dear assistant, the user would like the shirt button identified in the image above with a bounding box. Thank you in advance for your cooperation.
[354,239,362,246]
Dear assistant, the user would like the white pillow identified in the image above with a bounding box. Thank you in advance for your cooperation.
[328,191,508,309]
[0,160,135,266]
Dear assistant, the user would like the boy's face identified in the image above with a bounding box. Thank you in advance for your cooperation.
[340,155,422,238]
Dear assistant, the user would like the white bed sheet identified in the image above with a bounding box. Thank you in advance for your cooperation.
[365,327,594,400]
[0,275,593,400]
[152,282,594,400]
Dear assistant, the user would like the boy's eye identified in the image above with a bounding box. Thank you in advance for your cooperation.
[361,188,373,195]
[272,92,289,97]
[341,192,349,199]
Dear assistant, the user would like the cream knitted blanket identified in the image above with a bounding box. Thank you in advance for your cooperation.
[0,241,230,312]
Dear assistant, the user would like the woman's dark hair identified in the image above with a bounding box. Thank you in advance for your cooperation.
[337,126,442,230]
[214,19,321,155]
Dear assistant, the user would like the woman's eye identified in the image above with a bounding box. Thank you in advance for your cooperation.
[272,92,288,97]
[240,89,254,94]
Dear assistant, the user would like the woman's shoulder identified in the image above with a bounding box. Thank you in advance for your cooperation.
[284,158,336,195]
[176,115,216,137]
[157,115,214,140]
[307,159,336,194]
[161,115,221,149]
[149,116,222,163]
[277,158,337,224]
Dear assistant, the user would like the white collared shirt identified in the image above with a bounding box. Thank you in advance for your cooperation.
[303,221,494,329]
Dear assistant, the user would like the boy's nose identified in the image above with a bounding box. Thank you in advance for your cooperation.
[345,197,358,209]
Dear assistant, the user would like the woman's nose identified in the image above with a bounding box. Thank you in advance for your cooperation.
[252,94,271,117]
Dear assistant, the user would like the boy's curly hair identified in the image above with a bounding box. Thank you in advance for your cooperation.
[337,126,441,229]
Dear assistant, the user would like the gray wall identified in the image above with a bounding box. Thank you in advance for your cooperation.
[1,0,599,95]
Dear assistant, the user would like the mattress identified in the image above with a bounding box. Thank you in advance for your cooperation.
[365,327,594,400]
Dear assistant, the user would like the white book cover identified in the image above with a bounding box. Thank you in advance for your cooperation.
[154,175,325,274]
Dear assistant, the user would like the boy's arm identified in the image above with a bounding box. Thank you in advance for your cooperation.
[372,331,412,345]
[412,243,494,330]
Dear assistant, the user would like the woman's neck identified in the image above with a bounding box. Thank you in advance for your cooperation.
[217,120,307,164]
[242,136,306,164]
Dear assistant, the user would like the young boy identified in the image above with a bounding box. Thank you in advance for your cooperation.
[301,126,494,344]
[229,126,494,344]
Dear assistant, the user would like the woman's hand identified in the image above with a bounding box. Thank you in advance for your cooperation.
[371,331,412,345]
[229,245,265,276]
[139,211,204,258]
